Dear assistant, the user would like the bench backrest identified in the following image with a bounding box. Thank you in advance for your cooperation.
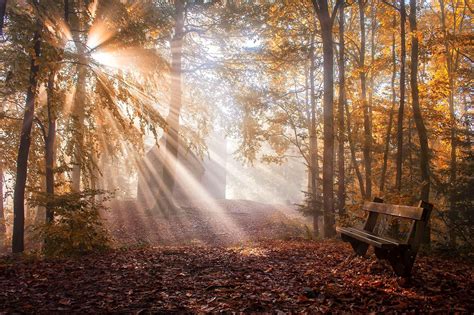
[362,201,430,221]
[362,198,433,248]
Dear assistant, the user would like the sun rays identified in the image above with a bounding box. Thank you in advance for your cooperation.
[16,0,301,246]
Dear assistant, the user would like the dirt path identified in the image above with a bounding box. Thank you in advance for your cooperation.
[104,199,310,245]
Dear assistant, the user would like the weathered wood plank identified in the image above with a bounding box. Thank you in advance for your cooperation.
[342,227,404,245]
[337,227,398,249]
[362,201,425,220]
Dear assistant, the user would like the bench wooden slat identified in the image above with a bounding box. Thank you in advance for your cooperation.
[336,226,398,249]
[362,201,425,220]
[342,227,406,246]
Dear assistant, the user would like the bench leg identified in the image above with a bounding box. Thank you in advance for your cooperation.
[341,234,370,256]
[351,242,369,256]
[387,248,416,278]
[374,247,388,260]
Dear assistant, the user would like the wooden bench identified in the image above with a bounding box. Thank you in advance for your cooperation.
[336,198,433,278]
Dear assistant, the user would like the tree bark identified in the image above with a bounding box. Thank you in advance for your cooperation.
[395,0,407,191]
[359,0,372,199]
[0,0,7,36]
[346,104,366,197]
[337,5,345,215]
[0,163,5,241]
[380,15,397,193]
[161,0,185,209]
[368,0,376,194]
[409,0,431,242]
[45,70,56,223]
[71,0,86,192]
[0,0,6,35]
[312,0,340,237]
[309,34,320,238]
[12,23,41,253]
[439,0,457,246]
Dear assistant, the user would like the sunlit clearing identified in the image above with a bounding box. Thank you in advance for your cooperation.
[149,145,248,243]
[231,246,269,257]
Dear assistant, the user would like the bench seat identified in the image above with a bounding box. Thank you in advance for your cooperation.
[336,226,407,249]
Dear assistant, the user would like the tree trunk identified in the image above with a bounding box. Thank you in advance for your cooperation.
[346,105,366,197]
[439,0,457,247]
[71,0,86,192]
[0,0,6,35]
[12,24,41,253]
[337,5,346,215]
[313,0,338,237]
[309,34,320,238]
[0,163,5,243]
[395,0,407,191]
[359,0,372,199]
[161,0,184,210]
[369,0,376,194]
[380,15,397,193]
[45,70,56,223]
[409,0,431,242]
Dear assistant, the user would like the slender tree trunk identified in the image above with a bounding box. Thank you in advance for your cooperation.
[337,5,346,215]
[359,0,372,199]
[346,105,366,197]
[45,70,56,223]
[0,0,6,35]
[162,0,184,209]
[369,0,376,193]
[309,34,320,237]
[313,0,338,237]
[71,0,86,192]
[0,163,5,242]
[380,16,397,192]
[408,118,414,180]
[409,0,430,241]
[439,0,457,246]
[12,24,41,253]
[395,0,407,191]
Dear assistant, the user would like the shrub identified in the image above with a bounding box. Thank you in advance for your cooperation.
[30,190,111,257]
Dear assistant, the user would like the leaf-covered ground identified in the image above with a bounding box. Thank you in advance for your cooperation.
[0,240,472,313]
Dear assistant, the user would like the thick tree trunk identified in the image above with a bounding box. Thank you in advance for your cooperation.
[380,16,397,193]
[337,6,345,215]
[313,0,337,237]
[161,0,184,209]
[359,0,372,199]
[395,0,407,191]
[12,25,41,253]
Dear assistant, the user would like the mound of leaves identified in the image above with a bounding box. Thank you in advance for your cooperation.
[0,240,472,313]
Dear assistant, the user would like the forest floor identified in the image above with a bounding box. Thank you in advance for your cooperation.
[0,239,472,313]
